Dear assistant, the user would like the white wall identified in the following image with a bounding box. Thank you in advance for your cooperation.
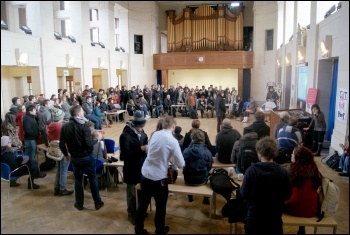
[168,69,238,91]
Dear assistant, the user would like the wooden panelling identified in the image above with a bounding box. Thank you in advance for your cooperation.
[153,51,253,70]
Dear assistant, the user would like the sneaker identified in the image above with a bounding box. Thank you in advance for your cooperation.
[339,172,349,177]
[95,201,104,210]
[37,172,47,179]
[28,183,40,189]
[54,188,60,196]
[74,203,84,211]
[58,189,74,196]
[335,168,343,172]
[155,226,169,234]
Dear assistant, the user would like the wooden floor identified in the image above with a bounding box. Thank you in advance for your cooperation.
[1,115,349,234]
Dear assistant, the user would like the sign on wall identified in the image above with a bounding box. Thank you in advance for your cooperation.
[336,88,348,122]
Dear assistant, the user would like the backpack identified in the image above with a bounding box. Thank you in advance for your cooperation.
[321,151,340,170]
[236,141,258,174]
[46,140,64,161]
[317,176,340,221]
[39,159,56,171]
[209,168,240,201]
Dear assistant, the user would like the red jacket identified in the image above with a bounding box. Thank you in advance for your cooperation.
[284,179,319,217]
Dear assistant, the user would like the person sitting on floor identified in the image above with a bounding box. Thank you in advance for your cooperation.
[242,97,257,123]
[336,135,349,177]
[183,129,213,204]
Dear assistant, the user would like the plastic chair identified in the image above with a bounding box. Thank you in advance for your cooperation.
[1,163,32,201]
[104,138,119,157]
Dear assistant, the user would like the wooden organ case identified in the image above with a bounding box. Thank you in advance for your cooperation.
[166,4,244,52]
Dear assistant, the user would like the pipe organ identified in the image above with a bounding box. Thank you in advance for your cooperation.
[166,4,244,52]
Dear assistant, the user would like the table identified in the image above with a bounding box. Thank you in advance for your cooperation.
[170,104,187,116]
[135,176,215,233]
[212,157,235,169]
[103,158,124,197]
[105,110,127,123]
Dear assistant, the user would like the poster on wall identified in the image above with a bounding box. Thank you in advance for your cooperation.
[305,88,318,113]
[337,88,348,122]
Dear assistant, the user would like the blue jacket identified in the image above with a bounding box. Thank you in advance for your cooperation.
[183,142,213,185]
[277,124,303,151]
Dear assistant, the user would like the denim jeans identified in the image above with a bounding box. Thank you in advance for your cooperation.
[339,152,349,173]
[86,114,102,130]
[54,157,70,190]
[71,155,102,207]
[154,105,163,117]
[24,139,40,177]
[135,176,169,233]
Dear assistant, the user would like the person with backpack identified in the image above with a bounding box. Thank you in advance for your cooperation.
[47,108,74,196]
[231,126,259,174]
[284,146,322,234]
[240,136,292,234]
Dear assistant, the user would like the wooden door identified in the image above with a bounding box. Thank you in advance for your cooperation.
[93,76,102,90]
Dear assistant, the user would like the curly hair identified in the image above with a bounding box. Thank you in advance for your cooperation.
[255,136,279,160]
[289,146,322,189]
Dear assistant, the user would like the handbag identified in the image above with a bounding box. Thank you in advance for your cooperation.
[167,164,178,184]
[46,140,64,161]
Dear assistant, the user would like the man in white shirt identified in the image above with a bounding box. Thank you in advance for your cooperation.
[135,116,185,235]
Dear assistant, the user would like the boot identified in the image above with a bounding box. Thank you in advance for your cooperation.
[311,141,317,153]
[314,143,323,156]
[242,116,248,123]
[54,187,60,196]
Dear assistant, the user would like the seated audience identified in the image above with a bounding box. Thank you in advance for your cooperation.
[183,129,213,204]
[206,95,215,118]
[284,146,322,234]
[231,95,244,121]
[244,111,270,140]
[276,116,303,164]
[231,126,259,174]
[1,112,22,149]
[273,111,290,138]
[197,96,206,118]
[82,96,101,130]
[182,119,212,152]
[336,136,349,177]
[240,136,292,234]
[215,118,241,163]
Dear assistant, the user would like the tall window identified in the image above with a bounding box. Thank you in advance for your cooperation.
[61,19,71,37]
[60,1,70,10]
[115,34,120,48]
[265,29,273,51]
[115,18,120,48]
[90,9,99,21]
[18,7,27,27]
[114,18,119,29]
[90,27,99,42]
[1,1,7,22]
[27,76,32,95]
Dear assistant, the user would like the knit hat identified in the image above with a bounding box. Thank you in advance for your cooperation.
[51,108,65,122]
[173,126,183,140]
[1,136,10,147]
[132,111,146,128]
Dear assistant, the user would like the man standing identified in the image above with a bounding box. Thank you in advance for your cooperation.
[135,116,185,234]
[23,105,46,188]
[214,91,226,133]
[119,111,148,225]
[59,105,104,211]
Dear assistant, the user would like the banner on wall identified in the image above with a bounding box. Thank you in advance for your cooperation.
[336,88,348,122]
[305,88,318,113]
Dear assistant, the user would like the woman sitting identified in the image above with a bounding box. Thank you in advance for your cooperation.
[242,97,257,123]
[284,146,322,234]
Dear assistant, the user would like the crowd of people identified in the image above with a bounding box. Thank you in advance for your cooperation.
[1,82,348,235]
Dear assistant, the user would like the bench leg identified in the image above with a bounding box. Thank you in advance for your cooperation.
[314,226,317,234]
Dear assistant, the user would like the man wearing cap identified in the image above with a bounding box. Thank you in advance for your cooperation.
[1,136,42,189]
[47,108,74,196]
[59,105,104,211]
[119,111,148,225]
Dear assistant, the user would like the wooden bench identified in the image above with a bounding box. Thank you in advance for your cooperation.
[229,213,337,234]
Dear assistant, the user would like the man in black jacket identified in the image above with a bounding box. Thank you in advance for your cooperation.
[214,91,226,133]
[23,105,47,188]
[59,105,104,211]
[244,112,270,140]
[119,111,148,225]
